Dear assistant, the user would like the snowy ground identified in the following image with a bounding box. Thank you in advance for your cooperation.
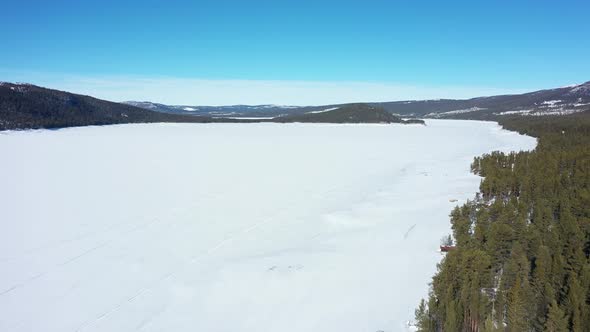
[0,120,536,332]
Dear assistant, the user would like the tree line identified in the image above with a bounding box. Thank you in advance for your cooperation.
[415,111,590,331]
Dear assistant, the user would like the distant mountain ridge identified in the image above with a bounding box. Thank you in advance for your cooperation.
[2,80,589,131]
[122,101,358,118]
[124,101,302,118]
[373,81,590,119]
[0,83,421,130]
[124,81,590,119]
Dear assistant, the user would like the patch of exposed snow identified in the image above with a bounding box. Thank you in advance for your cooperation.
[215,117,275,120]
[527,109,585,116]
[426,107,486,118]
[10,85,29,93]
[568,83,590,95]
[126,101,158,109]
[541,100,562,106]
[560,83,580,88]
[496,108,586,116]
[209,111,238,116]
[251,104,300,109]
[183,107,198,111]
[307,107,340,114]
[495,110,532,116]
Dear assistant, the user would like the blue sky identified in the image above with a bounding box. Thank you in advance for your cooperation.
[1,0,589,105]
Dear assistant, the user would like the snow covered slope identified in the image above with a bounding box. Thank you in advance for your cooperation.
[0,121,536,332]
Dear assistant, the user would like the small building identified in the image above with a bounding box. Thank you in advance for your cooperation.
[440,245,456,252]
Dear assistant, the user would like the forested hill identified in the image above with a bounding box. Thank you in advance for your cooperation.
[415,111,590,331]
[273,104,424,124]
[0,82,217,130]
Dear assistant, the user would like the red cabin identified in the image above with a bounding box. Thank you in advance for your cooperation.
[440,245,456,252]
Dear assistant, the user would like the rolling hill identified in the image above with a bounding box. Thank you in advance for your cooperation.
[125,81,590,120]
[0,82,219,130]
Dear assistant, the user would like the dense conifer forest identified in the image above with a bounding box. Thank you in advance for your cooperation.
[415,111,590,331]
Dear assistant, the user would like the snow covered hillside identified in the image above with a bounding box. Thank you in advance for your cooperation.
[0,121,536,331]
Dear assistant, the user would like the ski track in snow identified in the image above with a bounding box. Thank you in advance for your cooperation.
[75,207,287,332]
[0,121,536,332]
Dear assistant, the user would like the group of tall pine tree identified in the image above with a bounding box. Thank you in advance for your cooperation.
[415,111,590,331]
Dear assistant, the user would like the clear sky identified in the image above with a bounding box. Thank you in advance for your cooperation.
[1,0,589,105]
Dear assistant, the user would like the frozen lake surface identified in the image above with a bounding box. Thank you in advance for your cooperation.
[0,121,536,332]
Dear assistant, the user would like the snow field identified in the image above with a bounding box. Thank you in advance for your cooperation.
[0,121,536,331]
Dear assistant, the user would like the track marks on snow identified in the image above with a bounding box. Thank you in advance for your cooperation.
[74,206,287,332]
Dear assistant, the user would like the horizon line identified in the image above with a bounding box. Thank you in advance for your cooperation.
[1,71,582,106]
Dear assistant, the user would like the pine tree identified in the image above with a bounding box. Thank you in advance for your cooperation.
[414,299,431,331]
[533,245,555,329]
[564,275,584,331]
[444,300,460,332]
[545,300,568,332]
[507,278,529,331]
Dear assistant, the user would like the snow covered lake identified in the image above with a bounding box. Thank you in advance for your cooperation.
[0,120,536,332]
